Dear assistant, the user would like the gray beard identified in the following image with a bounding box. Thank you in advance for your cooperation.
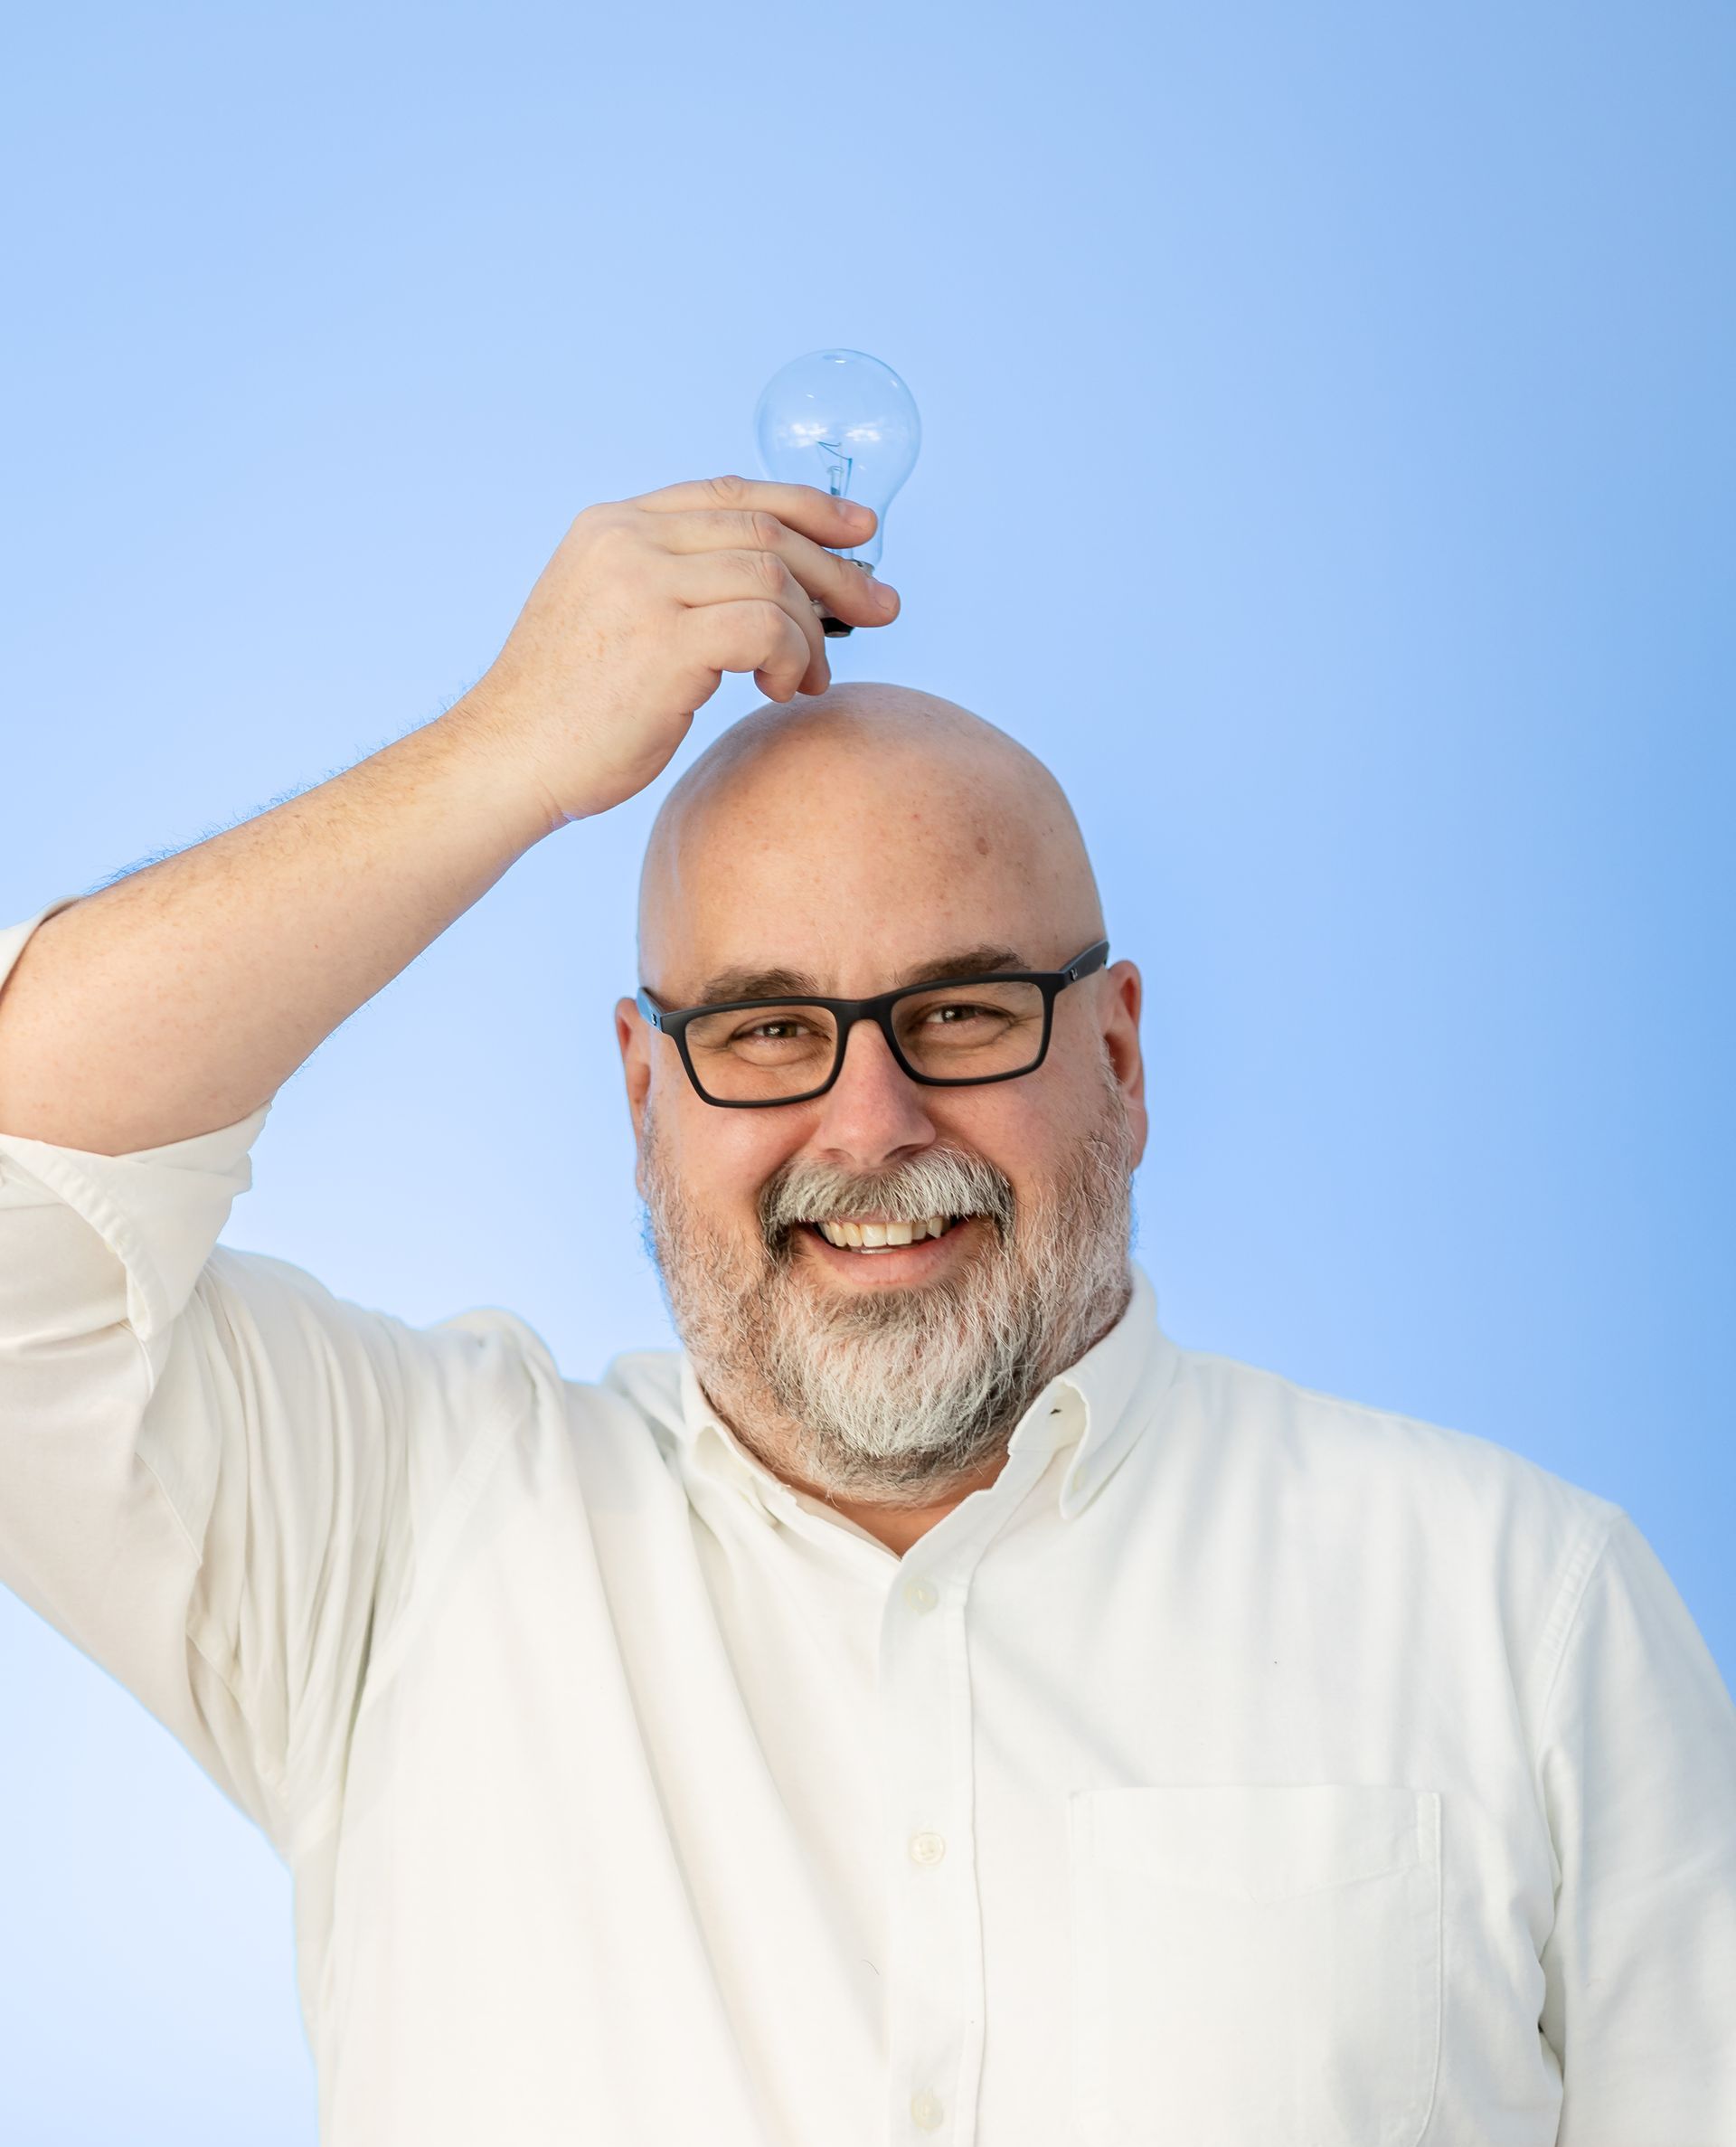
[638,1062,1137,1507]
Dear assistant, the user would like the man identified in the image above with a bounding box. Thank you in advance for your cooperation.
[0,476,1731,2147]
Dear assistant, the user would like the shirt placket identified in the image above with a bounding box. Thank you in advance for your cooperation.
[877,1414,1067,2147]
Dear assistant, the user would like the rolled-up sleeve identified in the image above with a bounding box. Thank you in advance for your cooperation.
[1539,1505,1736,2142]
[0,900,546,1858]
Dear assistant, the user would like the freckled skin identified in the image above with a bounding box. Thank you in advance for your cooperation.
[614,682,1147,1553]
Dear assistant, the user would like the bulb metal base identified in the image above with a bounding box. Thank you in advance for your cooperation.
[816,556,875,638]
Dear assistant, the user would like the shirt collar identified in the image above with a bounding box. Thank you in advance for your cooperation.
[658,1260,1177,1526]
[1048,1262,1178,1517]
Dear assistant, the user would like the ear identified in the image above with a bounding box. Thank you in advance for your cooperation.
[615,998,654,1156]
[1100,960,1147,1169]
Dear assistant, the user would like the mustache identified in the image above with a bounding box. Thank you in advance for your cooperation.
[758,1145,1016,1253]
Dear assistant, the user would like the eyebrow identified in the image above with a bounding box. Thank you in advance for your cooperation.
[684,945,1031,1007]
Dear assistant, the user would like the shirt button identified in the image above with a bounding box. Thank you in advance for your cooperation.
[910,2089,945,2130]
[902,1578,939,1613]
[909,1830,947,1867]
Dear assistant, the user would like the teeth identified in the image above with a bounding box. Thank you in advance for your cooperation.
[813,1214,958,1250]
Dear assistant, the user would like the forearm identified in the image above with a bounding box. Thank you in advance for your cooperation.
[0,691,558,1155]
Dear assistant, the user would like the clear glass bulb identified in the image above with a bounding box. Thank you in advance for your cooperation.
[754,349,920,635]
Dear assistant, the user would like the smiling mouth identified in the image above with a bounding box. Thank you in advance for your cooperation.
[803,1214,967,1253]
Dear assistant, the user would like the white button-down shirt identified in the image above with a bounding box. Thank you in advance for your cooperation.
[3,897,1734,2147]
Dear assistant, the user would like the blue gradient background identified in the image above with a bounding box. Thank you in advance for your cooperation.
[3,3,1731,2137]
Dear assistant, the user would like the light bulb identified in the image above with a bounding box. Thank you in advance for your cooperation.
[753,348,920,637]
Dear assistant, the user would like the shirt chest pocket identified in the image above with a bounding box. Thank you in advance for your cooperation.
[1068,1783,1442,2147]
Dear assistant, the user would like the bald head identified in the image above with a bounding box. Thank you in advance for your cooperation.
[637,682,1104,997]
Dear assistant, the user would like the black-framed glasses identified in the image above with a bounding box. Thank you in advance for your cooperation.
[636,941,1110,1108]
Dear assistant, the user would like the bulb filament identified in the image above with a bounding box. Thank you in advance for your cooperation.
[816,437,854,498]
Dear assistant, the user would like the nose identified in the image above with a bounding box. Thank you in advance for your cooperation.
[807,1012,939,1168]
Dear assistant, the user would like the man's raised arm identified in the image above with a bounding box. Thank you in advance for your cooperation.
[0,477,894,1154]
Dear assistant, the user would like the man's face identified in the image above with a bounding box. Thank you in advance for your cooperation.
[615,720,1147,1506]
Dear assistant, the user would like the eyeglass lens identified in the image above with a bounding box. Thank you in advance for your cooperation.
[683,980,1048,1102]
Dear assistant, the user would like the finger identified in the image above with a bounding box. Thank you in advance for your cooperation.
[650,507,899,631]
[683,598,817,705]
[635,473,877,553]
[669,550,830,694]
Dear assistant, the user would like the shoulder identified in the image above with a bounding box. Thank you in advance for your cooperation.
[1164,1338,1622,1588]
[199,1245,567,1432]
[193,1251,688,1469]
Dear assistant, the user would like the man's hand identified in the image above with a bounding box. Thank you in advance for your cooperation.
[462,475,901,828]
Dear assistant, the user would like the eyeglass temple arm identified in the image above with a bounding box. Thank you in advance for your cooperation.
[1061,941,1111,984]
